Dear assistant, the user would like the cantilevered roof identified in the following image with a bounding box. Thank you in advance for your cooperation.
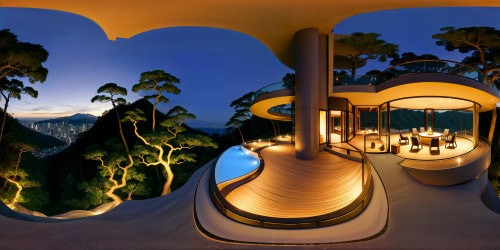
[2,0,498,68]
[331,73,500,111]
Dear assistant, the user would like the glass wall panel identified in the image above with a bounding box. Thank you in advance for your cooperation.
[329,111,342,144]
[379,103,389,152]
[435,109,473,139]
[320,110,327,144]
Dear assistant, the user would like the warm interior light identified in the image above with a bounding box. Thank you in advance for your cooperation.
[319,110,326,143]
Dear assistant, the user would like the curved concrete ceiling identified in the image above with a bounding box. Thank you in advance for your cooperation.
[332,82,500,111]
[2,1,498,68]
[250,95,294,121]
[390,97,474,110]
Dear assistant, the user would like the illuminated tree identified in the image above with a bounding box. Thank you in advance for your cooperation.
[0,29,48,144]
[0,144,38,211]
[65,177,109,210]
[0,29,48,82]
[83,139,143,205]
[336,32,399,76]
[226,91,254,142]
[132,70,181,131]
[91,83,131,153]
[432,26,499,86]
[0,78,38,144]
[119,167,149,200]
[124,107,217,196]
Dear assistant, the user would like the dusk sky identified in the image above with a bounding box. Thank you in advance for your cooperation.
[0,7,498,128]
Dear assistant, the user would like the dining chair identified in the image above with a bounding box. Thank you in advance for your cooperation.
[441,128,449,140]
[429,138,440,154]
[412,128,419,137]
[410,136,422,151]
[399,130,409,144]
[445,133,457,148]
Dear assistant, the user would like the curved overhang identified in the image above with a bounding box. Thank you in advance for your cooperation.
[250,90,294,121]
[332,73,500,111]
[2,1,499,68]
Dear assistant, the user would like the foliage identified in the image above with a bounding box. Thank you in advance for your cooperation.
[125,106,217,196]
[281,73,295,89]
[0,29,48,145]
[0,78,39,144]
[132,70,181,131]
[225,91,255,142]
[432,26,500,86]
[336,32,399,76]
[91,83,127,105]
[65,177,110,209]
[0,143,40,212]
[83,139,138,204]
[0,29,49,83]
[389,52,439,65]
[91,82,132,157]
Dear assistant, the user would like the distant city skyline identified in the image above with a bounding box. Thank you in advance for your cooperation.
[0,7,498,127]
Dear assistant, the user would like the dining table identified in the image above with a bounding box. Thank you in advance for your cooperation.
[418,132,442,145]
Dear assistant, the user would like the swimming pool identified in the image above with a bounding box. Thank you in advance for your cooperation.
[214,145,260,186]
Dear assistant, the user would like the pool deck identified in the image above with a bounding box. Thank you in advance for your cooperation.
[0,152,499,248]
[225,144,365,218]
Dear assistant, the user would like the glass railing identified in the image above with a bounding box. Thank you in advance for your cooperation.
[334,60,490,87]
[334,75,377,85]
[268,104,293,115]
[210,137,374,229]
[252,81,294,101]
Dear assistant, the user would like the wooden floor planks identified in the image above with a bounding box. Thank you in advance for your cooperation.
[225,145,363,218]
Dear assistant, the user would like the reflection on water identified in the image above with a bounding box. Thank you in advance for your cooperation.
[215,145,260,185]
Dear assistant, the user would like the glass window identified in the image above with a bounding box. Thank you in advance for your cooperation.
[320,110,327,144]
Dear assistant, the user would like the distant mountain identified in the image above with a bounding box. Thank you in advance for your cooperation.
[0,110,65,150]
[194,127,226,135]
[35,113,97,126]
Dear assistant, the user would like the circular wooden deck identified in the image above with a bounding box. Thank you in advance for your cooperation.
[225,145,364,218]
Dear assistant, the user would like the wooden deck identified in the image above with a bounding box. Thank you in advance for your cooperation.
[225,145,363,218]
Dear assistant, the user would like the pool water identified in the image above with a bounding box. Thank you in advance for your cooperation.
[215,145,260,185]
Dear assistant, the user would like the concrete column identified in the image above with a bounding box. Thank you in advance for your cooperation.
[294,28,319,160]
[473,103,479,147]
[318,34,328,110]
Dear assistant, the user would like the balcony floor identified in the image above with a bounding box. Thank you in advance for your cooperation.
[224,144,363,218]
[347,134,474,160]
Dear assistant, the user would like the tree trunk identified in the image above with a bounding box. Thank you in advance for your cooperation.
[0,98,10,145]
[270,120,277,136]
[237,127,245,143]
[126,192,132,201]
[160,165,174,196]
[152,97,159,131]
[488,108,497,144]
[112,102,130,153]
[105,189,123,204]
[6,178,22,205]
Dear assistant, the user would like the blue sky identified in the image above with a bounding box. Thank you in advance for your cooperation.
[0,7,498,128]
